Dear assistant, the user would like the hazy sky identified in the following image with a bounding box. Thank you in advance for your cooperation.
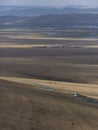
[0,0,97,7]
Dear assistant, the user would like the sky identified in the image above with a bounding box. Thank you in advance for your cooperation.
[0,0,97,7]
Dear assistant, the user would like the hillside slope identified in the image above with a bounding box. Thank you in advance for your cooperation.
[0,79,98,130]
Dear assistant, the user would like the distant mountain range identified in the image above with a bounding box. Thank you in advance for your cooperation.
[0,6,98,16]
[0,6,98,29]
[0,14,98,29]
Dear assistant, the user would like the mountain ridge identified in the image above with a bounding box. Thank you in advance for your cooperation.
[0,6,98,16]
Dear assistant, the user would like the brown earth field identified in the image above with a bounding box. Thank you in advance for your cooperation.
[1,30,98,84]
[0,30,98,129]
[0,79,98,130]
[1,41,98,83]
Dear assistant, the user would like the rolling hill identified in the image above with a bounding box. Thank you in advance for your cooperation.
[1,14,98,28]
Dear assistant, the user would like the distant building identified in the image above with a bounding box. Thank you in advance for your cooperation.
[47,45,52,48]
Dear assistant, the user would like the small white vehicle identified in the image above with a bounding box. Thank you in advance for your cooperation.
[73,92,79,97]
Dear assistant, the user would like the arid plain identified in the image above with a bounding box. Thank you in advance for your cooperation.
[0,28,98,130]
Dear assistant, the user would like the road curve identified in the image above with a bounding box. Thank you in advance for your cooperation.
[0,76,58,92]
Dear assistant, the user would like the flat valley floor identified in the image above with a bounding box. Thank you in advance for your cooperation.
[0,29,98,129]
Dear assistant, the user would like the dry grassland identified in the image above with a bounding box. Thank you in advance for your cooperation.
[0,29,98,129]
[0,79,98,130]
[0,76,98,99]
